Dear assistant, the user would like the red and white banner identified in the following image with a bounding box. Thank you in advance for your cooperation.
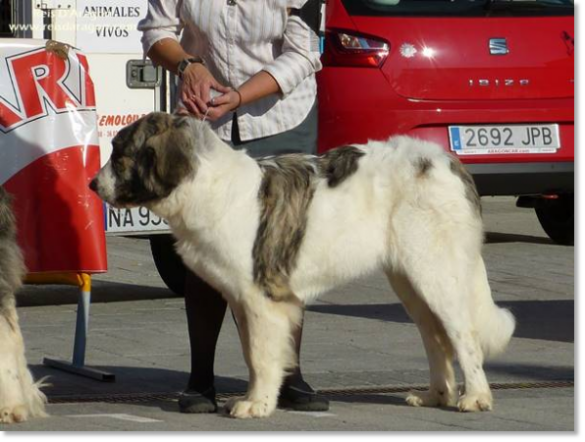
[0,39,107,274]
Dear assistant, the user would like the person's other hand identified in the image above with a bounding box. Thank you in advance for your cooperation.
[180,63,230,118]
[174,105,191,116]
[204,89,242,122]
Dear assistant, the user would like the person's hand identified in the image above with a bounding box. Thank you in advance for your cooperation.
[204,89,242,122]
[179,62,230,118]
[174,105,191,116]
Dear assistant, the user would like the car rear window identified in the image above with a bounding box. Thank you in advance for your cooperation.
[341,0,574,17]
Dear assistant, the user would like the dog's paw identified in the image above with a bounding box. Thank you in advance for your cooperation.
[0,405,28,424]
[225,397,274,419]
[457,393,493,412]
[406,389,457,408]
[406,390,437,408]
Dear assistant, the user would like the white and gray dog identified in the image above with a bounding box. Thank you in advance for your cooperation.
[0,187,47,423]
[90,112,515,419]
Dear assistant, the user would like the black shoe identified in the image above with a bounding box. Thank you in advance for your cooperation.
[178,386,218,414]
[278,381,330,412]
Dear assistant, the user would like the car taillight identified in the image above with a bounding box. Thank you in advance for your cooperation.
[322,30,390,68]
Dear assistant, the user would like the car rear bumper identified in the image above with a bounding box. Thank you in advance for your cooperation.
[466,162,574,196]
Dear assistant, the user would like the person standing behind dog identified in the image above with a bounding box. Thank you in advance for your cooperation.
[138,0,326,414]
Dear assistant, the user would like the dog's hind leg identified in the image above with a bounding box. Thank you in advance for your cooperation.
[387,271,457,408]
[226,291,302,419]
[401,260,494,412]
[449,257,513,411]
[448,325,493,412]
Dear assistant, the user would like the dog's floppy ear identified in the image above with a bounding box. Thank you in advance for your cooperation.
[135,145,156,174]
[149,119,195,189]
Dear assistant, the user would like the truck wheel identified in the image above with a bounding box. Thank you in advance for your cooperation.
[149,234,187,296]
[535,193,574,246]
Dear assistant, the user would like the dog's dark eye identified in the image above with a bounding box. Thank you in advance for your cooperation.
[112,158,132,176]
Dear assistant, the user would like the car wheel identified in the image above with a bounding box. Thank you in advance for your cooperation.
[149,234,187,295]
[535,193,574,246]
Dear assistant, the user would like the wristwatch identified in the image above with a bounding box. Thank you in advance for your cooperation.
[177,57,204,79]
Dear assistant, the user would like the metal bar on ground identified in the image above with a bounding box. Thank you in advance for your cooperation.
[42,357,115,382]
[24,272,116,382]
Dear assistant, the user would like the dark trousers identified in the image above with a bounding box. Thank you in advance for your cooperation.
[184,272,306,391]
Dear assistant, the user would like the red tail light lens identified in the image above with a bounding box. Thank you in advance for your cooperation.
[323,30,390,68]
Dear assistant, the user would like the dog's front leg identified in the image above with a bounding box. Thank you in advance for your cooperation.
[226,292,302,419]
[0,311,46,424]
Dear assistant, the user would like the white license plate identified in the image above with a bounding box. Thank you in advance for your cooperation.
[105,204,169,234]
[449,124,560,155]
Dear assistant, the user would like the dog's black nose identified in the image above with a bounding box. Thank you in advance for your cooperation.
[89,178,98,193]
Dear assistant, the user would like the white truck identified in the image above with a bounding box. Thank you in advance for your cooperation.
[1,0,187,294]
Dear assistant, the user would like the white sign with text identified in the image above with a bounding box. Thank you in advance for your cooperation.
[76,0,148,54]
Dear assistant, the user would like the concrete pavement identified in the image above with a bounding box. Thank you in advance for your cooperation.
[2,197,575,432]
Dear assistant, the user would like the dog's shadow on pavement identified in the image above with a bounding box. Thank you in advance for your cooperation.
[308,299,574,343]
[17,281,179,307]
[324,393,409,407]
[29,363,420,413]
[30,365,249,408]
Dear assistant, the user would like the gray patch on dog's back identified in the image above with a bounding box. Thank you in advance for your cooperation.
[252,145,364,300]
[417,157,433,177]
[318,146,365,187]
[253,155,318,301]
[450,157,482,216]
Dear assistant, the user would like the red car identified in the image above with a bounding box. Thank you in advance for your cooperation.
[317,0,574,245]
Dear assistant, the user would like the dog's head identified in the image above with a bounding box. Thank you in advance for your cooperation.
[90,112,195,208]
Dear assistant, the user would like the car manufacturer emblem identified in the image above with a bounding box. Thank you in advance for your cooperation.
[489,38,509,55]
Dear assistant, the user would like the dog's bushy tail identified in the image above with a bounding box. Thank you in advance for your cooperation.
[473,258,516,359]
[477,303,516,359]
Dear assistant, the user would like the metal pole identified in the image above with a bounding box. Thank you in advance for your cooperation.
[42,273,115,382]
[72,288,90,367]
